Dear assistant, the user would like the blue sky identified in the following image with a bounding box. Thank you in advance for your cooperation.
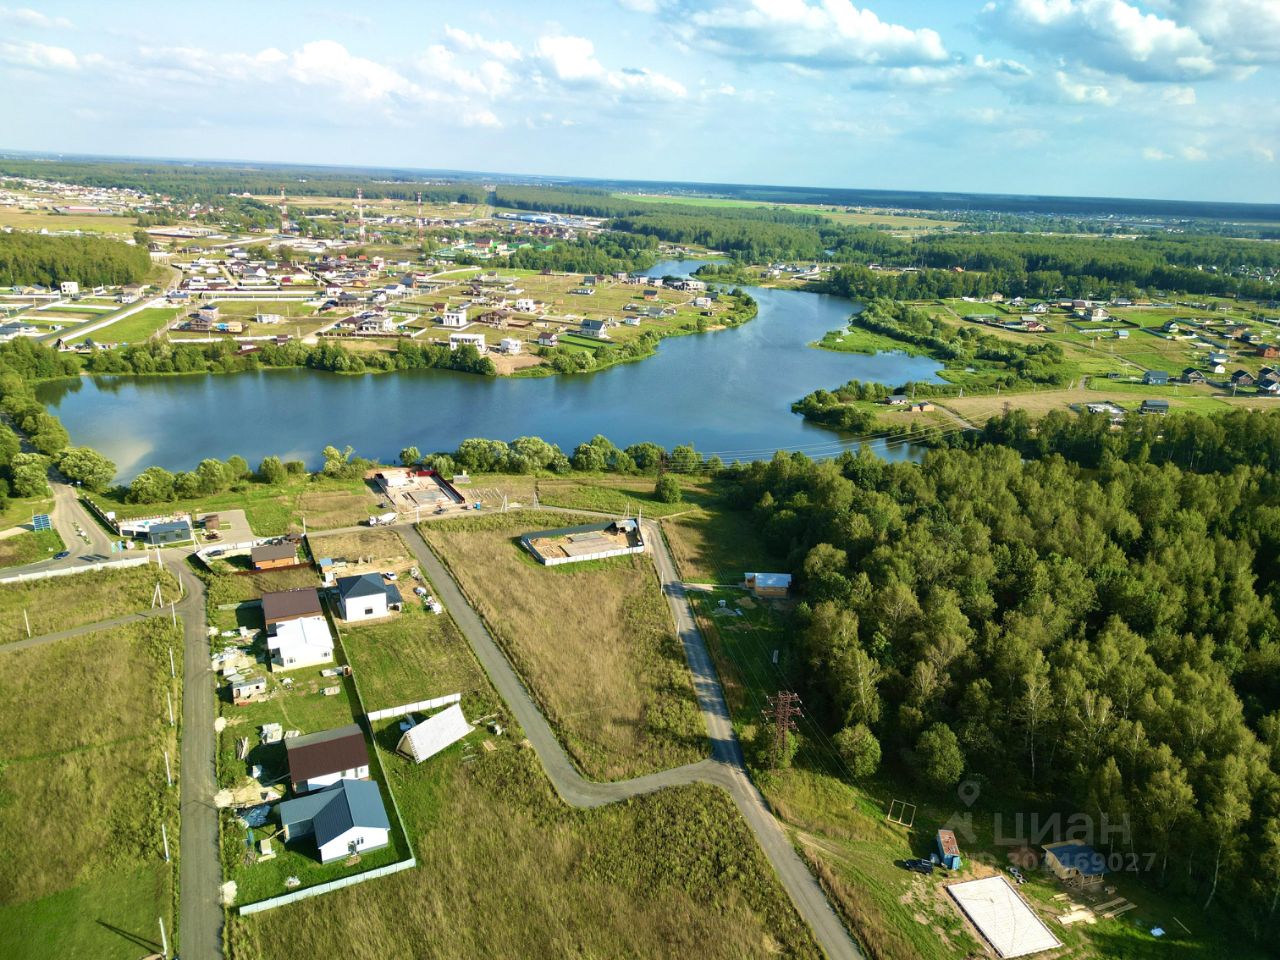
[1,1,1277,201]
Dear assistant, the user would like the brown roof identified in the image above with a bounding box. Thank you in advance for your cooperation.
[261,588,322,624]
[251,542,297,564]
[285,723,369,783]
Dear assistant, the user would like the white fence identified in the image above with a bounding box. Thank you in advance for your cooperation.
[237,855,417,915]
[540,544,646,567]
[366,693,461,723]
[0,556,153,585]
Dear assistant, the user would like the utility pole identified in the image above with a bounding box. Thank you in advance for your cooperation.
[416,191,423,245]
[158,916,168,958]
[163,749,172,787]
[356,187,366,242]
[764,691,802,769]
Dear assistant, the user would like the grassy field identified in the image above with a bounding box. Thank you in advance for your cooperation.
[0,563,180,642]
[0,619,181,960]
[618,193,959,231]
[77,306,180,344]
[421,509,705,779]
[99,475,374,537]
[225,519,824,959]
[337,602,492,712]
[0,528,64,568]
[0,208,139,233]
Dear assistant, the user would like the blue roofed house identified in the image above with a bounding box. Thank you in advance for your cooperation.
[276,778,391,863]
[579,318,610,340]
[336,573,403,623]
[1143,370,1170,386]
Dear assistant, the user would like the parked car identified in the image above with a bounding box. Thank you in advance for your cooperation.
[53,550,70,560]
[384,571,398,581]
[901,858,934,875]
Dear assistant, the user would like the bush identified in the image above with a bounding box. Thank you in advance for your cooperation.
[833,724,880,780]
[655,475,682,503]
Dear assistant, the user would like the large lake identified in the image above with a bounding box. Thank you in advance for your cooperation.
[37,260,942,478]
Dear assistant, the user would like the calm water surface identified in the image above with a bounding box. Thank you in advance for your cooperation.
[37,260,942,478]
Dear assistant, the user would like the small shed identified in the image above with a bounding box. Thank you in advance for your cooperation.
[936,828,962,870]
[1043,841,1106,888]
[1140,399,1170,415]
[231,675,267,702]
[203,513,222,531]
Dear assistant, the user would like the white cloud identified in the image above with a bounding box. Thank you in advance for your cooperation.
[985,0,1215,80]
[617,0,660,11]
[441,26,522,62]
[0,39,79,70]
[1142,146,1171,159]
[0,7,73,30]
[1179,144,1207,160]
[1055,69,1118,104]
[534,35,687,99]
[658,0,950,68]
[1250,142,1275,162]
[1162,84,1196,104]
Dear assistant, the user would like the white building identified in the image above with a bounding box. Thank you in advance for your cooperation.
[449,332,487,354]
[277,778,390,863]
[499,337,522,355]
[441,305,469,328]
[336,573,403,622]
[515,297,537,313]
[284,723,371,793]
[266,616,334,672]
[59,281,79,298]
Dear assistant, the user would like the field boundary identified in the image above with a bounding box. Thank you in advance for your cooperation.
[237,855,417,914]
[367,692,461,722]
[0,555,151,584]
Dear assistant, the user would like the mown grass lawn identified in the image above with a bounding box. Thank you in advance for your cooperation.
[421,509,705,779]
[75,306,179,344]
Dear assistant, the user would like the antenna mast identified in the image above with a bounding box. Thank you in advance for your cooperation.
[356,187,366,242]
[278,186,289,234]
[416,191,424,244]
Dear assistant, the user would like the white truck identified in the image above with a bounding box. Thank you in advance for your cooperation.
[366,511,397,526]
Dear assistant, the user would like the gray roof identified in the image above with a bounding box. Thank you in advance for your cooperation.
[337,573,391,602]
[277,778,390,844]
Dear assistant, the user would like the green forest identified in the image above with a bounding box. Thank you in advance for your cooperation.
[719,419,1280,937]
[0,232,151,287]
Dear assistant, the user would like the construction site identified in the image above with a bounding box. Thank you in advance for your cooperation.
[371,469,469,517]
[519,518,645,566]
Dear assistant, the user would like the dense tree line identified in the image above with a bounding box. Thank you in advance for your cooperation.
[791,380,887,433]
[848,298,1068,387]
[718,419,1280,933]
[977,406,1280,475]
[0,159,487,203]
[0,232,151,287]
[80,336,495,377]
[827,231,1280,301]
[505,232,659,274]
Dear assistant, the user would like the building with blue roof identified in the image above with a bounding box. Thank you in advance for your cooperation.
[277,778,391,863]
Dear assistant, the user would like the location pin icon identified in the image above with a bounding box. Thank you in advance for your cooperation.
[958,780,980,808]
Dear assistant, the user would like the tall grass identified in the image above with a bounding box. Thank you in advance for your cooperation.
[422,509,705,780]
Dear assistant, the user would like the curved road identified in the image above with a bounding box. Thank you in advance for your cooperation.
[404,521,862,960]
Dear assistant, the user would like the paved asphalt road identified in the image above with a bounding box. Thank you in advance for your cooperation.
[404,521,863,960]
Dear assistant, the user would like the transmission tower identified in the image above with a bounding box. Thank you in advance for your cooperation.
[764,691,802,768]
[356,187,366,242]
[416,191,424,244]
[278,186,289,234]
